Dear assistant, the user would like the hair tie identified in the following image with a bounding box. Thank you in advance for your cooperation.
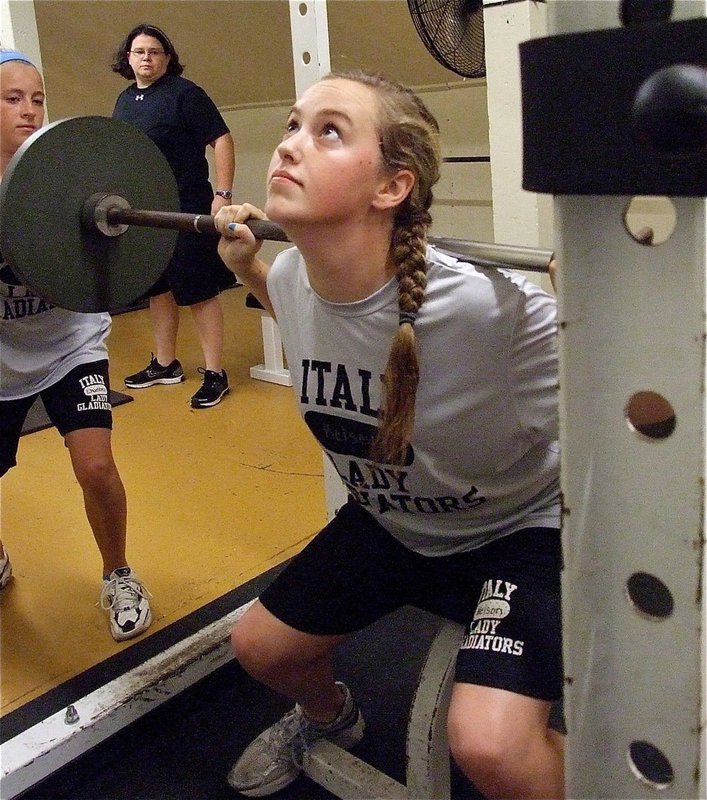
[399,311,417,327]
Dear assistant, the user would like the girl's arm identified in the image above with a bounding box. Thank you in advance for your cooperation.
[214,204,275,317]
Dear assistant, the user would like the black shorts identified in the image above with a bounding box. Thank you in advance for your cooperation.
[0,360,113,477]
[146,230,236,307]
[260,500,563,701]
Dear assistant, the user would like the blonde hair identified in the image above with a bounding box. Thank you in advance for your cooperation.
[323,71,441,465]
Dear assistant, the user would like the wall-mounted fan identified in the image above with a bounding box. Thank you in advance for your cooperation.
[407,0,485,79]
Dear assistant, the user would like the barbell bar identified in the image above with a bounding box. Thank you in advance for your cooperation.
[82,192,289,241]
[84,193,554,272]
[85,191,553,272]
[0,116,553,314]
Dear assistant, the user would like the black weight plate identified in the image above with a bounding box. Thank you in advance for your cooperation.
[0,116,179,312]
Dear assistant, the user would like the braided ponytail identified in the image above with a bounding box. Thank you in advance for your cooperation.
[372,213,431,464]
[323,71,441,464]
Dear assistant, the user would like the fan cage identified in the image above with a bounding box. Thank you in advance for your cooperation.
[407,0,485,79]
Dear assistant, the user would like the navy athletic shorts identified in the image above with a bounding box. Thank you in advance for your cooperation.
[260,499,563,701]
[146,229,236,307]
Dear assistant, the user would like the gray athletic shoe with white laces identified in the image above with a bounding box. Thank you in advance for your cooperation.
[227,682,365,796]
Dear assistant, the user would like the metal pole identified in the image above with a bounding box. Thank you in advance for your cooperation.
[548,2,706,797]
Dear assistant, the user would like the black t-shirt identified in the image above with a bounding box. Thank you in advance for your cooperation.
[112,74,229,212]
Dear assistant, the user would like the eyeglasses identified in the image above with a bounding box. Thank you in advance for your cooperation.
[129,49,165,58]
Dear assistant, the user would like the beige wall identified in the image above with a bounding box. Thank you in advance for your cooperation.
[30,0,471,118]
[425,82,493,242]
[20,0,493,245]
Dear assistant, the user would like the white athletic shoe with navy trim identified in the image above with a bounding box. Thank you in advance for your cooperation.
[100,567,153,641]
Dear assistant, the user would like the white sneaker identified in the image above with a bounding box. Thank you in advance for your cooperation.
[100,567,153,641]
[0,550,12,589]
[227,682,365,796]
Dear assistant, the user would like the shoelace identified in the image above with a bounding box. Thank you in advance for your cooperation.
[266,707,316,769]
[147,353,162,374]
[266,700,355,770]
[196,367,224,387]
[99,575,152,611]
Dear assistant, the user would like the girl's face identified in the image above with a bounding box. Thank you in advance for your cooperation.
[265,79,391,229]
[0,62,44,165]
[127,34,170,87]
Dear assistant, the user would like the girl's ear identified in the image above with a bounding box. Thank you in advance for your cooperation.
[372,169,415,211]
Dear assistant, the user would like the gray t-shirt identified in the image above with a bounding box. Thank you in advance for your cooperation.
[267,245,560,556]
[0,266,110,399]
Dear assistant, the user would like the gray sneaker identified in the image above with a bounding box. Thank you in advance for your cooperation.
[227,682,364,796]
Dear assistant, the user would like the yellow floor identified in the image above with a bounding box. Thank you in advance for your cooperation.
[0,288,326,716]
